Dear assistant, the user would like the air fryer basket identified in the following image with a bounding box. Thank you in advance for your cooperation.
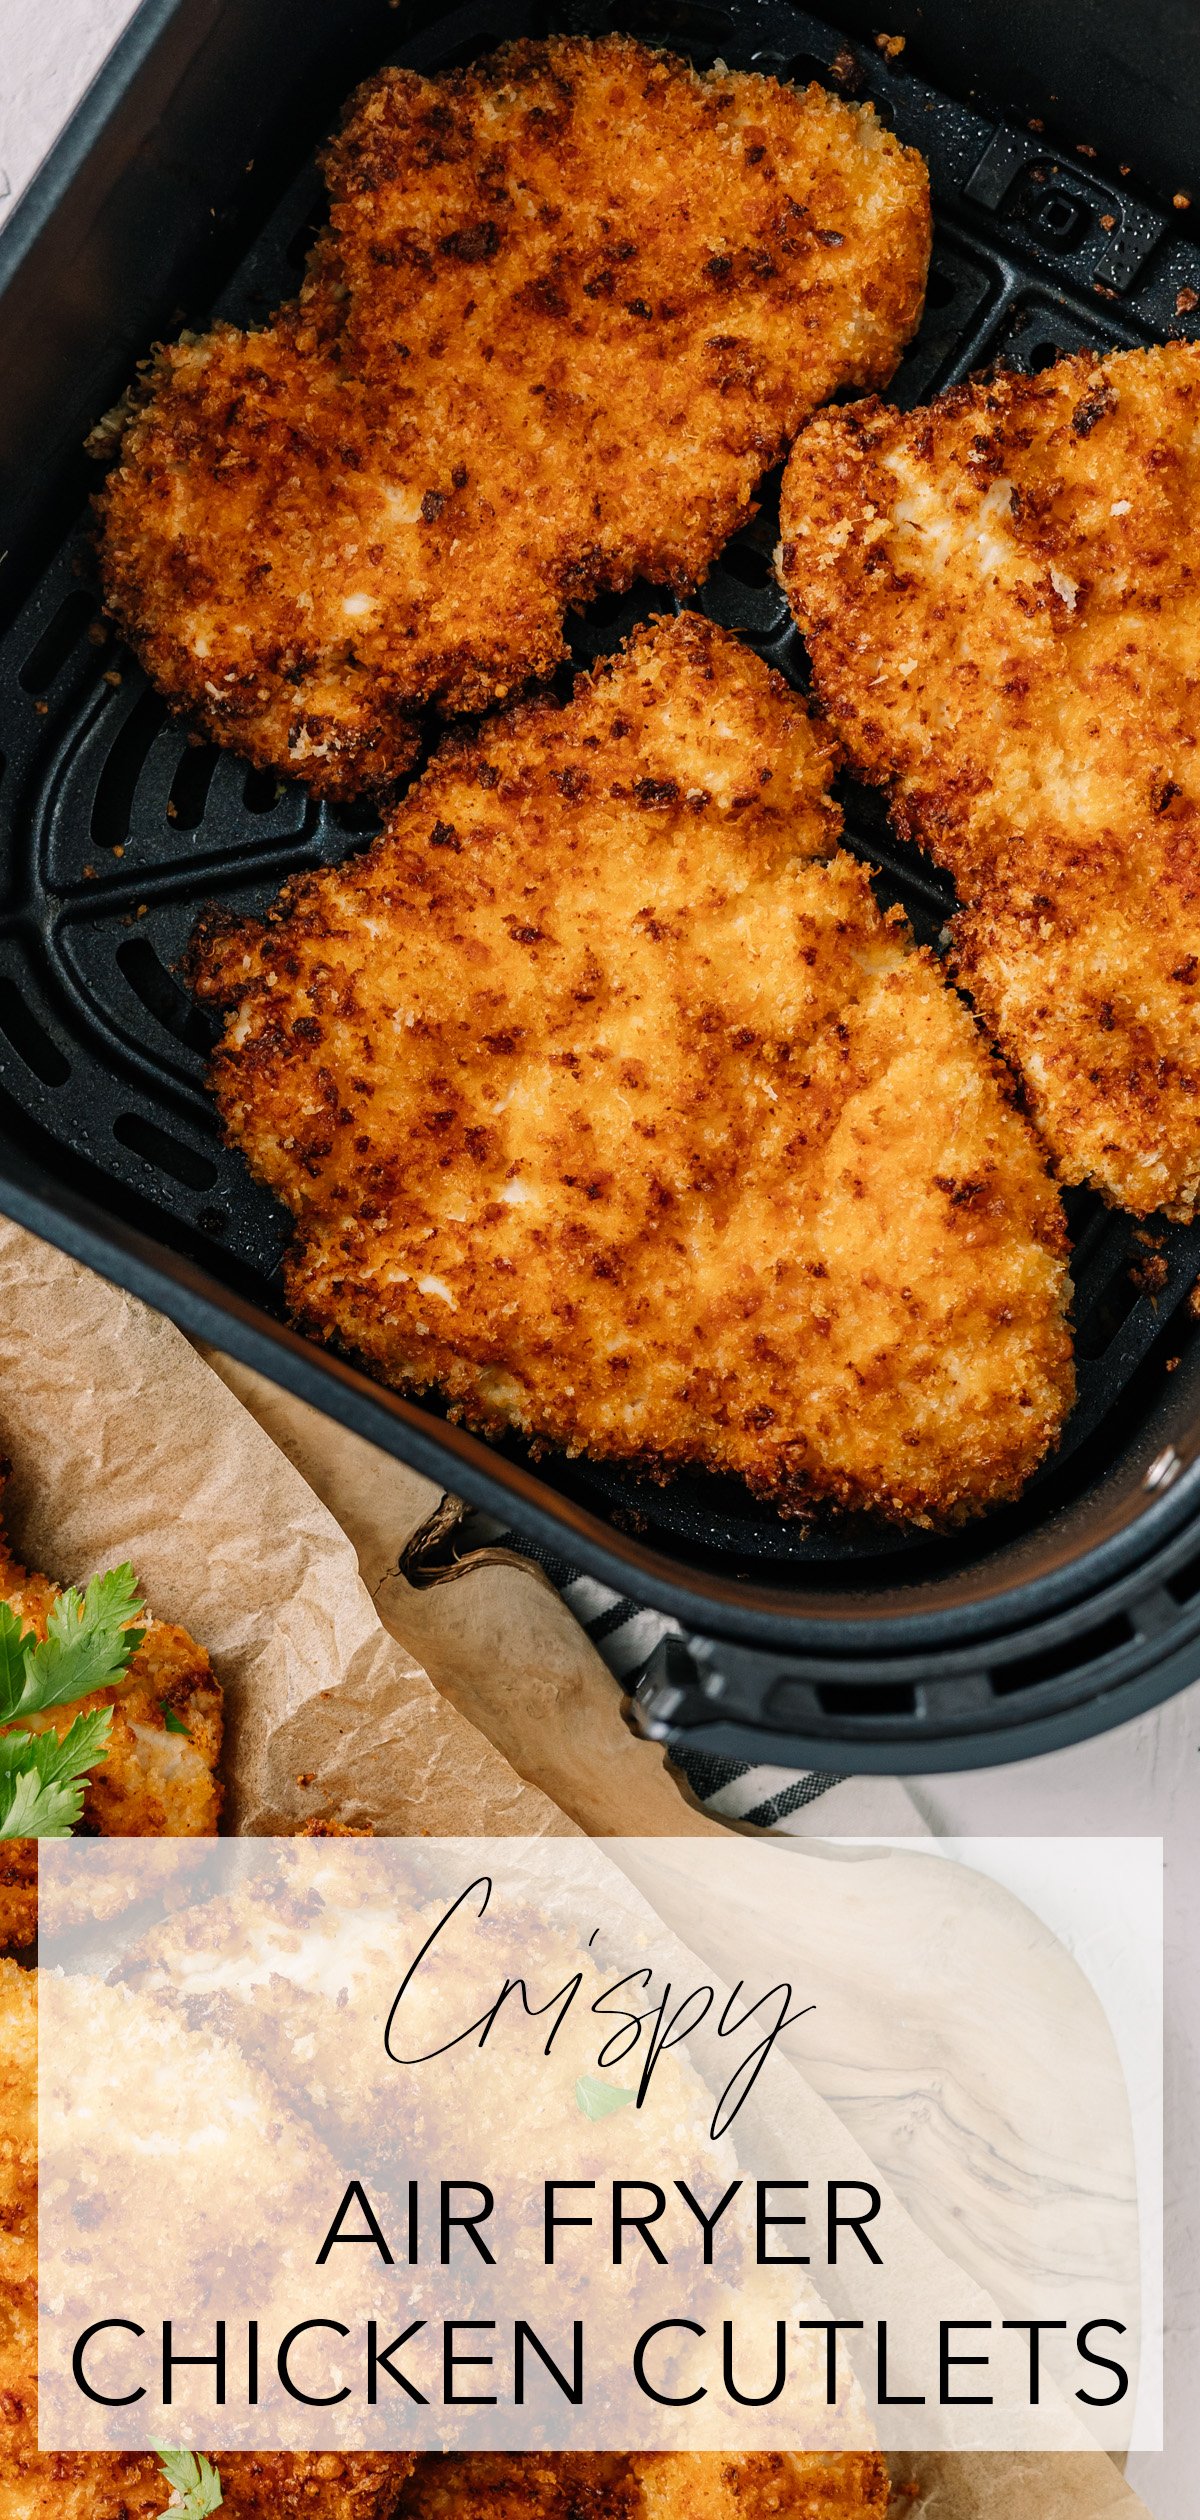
[1,0,1200,1770]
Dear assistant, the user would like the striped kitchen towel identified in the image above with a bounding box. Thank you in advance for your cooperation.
[468,1519,924,1837]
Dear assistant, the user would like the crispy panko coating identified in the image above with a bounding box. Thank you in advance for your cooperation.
[0,1843,37,1957]
[0,1961,412,2518]
[0,2454,413,2520]
[395,2452,889,2520]
[95,35,929,798]
[780,342,1200,1218]
[0,2452,168,2520]
[0,1960,36,2455]
[191,612,1072,1524]
[0,1501,223,1949]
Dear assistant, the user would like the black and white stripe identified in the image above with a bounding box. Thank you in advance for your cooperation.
[482,1525,847,1830]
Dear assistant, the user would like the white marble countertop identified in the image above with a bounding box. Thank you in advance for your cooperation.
[1,6,1195,2511]
[0,0,132,227]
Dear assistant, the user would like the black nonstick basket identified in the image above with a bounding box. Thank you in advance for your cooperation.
[2,0,1200,1772]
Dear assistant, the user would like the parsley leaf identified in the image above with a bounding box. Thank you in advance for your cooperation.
[161,1705,191,1737]
[0,1559,145,1838]
[24,1563,146,1712]
[0,1602,30,1724]
[576,2073,637,2120]
[150,2443,223,2516]
[0,1707,113,1838]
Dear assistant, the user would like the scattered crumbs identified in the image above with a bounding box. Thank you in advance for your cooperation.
[244,158,254,173]
[1177,285,1200,314]
[1099,212,1116,231]
[103,668,122,687]
[1093,281,1118,299]
[82,864,96,880]
[1120,162,1132,177]
[34,699,48,716]
[136,902,148,919]
[1028,117,1044,134]
[875,30,905,57]
[1166,1354,1181,1373]
[1175,192,1193,211]
[87,619,108,646]
[1187,1283,1200,1321]
[166,798,178,820]
[112,842,125,857]
[1075,141,1096,158]
[829,42,860,89]
[295,1771,316,1787]
[1130,1234,1169,1298]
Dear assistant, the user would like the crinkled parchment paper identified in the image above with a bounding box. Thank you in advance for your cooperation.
[197,1346,712,1837]
[0,1217,568,1836]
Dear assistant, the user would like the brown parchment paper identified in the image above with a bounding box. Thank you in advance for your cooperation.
[198,1346,718,1835]
[0,1217,571,1838]
[0,1215,1157,2517]
[889,2452,1140,2518]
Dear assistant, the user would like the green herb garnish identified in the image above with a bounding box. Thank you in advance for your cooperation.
[0,1562,146,1839]
[151,2442,223,2516]
[576,2072,637,2120]
[161,1705,191,1737]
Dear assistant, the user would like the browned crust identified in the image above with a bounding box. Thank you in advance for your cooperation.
[1,2445,411,2518]
[95,35,930,800]
[0,1958,413,2515]
[779,342,1200,1218]
[191,610,1073,1526]
[394,2452,891,2520]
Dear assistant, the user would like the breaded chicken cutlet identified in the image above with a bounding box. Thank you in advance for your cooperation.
[191,612,1073,1525]
[780,341,1200,1218]
[0,2450,412,2520]
[395,2453,889,2520]
[0,1494,222,1950]
[94,35,930,799]
[0,1960,412,2519]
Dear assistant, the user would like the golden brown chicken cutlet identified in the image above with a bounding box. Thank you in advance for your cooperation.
[0,1494,222,1950]
[395,2452,889,2520]
[191,611,1073,1524]
[779,341,1200,1218]
[0,1960,412,2518]
[95,35,930,799]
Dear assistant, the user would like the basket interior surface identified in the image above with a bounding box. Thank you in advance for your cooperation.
[0,0,1198,1602]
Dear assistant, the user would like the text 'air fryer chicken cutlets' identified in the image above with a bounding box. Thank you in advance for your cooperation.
[779,341,1200,1219]
[95,35,930,799]
[394,2452,889,2520]
[191,612,1073,1525]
